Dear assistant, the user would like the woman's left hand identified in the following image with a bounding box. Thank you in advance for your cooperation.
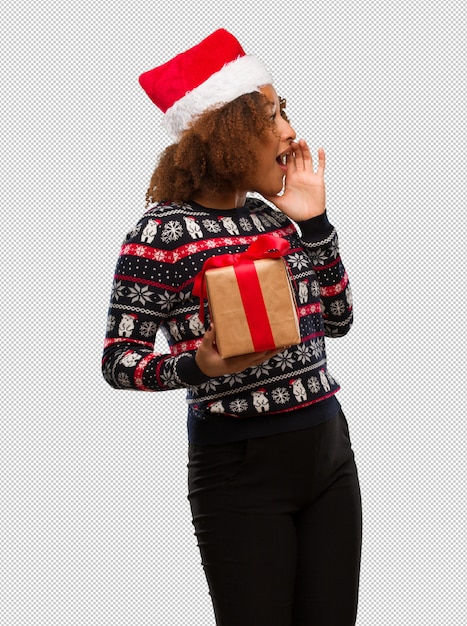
[264,139,326,222]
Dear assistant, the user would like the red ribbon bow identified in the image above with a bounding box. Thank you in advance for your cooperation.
[192,235,291,344]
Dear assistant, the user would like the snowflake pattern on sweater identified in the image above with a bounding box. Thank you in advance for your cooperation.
[102,198,353,428]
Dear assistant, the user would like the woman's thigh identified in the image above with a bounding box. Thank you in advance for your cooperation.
[293,411,362,625]
[188,439,298,626]
[293,464,362,625]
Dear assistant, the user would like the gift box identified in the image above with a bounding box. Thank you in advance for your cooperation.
[193,235,301,358]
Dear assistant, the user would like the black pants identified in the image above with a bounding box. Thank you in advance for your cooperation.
[188,409,362,626]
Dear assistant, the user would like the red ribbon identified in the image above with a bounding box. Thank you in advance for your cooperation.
[192,235,291,351]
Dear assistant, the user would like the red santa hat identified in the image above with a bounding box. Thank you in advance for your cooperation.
[139,29,272,141]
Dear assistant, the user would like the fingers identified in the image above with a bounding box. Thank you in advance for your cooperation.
[292,139,312,171]
[289,140,325,176]
[317,146,325,176]
[202,323,215,341]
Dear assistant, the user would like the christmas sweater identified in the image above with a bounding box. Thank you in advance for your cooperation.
[102,198,353,444]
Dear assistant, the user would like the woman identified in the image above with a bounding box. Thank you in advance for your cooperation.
[103,29,361,626]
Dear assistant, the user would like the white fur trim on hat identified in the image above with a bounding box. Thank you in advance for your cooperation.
[163,55,273,141]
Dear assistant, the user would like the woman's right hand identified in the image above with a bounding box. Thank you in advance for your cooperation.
[195,324,281,378]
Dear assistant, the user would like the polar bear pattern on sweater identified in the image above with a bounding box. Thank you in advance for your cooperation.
[118,313,137,337]
[141,219,161,243]
[252,389,269,412]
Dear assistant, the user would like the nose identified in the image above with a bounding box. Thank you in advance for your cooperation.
[279,117,296,142]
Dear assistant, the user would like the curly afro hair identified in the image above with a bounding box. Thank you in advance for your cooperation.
[145,92,288,205]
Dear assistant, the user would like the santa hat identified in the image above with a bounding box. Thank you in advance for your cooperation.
[139,29,272,141]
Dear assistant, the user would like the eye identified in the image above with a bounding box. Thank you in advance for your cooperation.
[279,97,289,122]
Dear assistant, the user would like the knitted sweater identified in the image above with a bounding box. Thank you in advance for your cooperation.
[102,198,353,444]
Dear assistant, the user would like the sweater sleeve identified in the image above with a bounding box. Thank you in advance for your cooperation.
[102,213,211,392]
[298,212,353,337]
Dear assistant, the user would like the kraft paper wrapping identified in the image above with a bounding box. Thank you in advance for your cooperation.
[205,257,301,358]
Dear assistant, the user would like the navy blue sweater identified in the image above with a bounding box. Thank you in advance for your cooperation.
[102,198,353,444]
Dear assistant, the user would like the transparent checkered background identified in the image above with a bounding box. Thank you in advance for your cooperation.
[1,1,466,624]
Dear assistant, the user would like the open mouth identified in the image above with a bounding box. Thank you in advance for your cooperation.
[276,153,288,171]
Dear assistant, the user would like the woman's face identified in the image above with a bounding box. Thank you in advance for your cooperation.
[250,84,296,196]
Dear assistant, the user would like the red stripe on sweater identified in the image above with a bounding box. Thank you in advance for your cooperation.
[134,353,158,390]
[300,331,325,342]
[113,273,194,293]
[313,256,341,271]
[298,303,322,317]
[320,272,349,296]
[170,338,203,356]
[119,226,296,264]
